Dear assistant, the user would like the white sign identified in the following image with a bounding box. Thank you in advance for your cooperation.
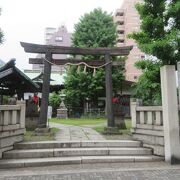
[47,106,52,119]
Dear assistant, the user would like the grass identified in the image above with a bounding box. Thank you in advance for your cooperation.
[50,118,106,126]
[120,119,132,134]
[93,119,133,140]
[93,119,132,135]
[24,128,60,142]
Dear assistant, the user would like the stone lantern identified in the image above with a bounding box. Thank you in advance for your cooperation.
[57,94,68,119]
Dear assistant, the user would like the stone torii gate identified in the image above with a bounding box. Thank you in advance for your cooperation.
[21,42,132,129]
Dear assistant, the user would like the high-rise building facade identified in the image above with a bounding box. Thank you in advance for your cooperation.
[114,0,145,82]
[33,25,72,72]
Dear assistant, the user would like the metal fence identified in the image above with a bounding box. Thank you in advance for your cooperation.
[68,107,105,118]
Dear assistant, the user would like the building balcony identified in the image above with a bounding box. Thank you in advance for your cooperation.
[114,16,124,23]
[117,42,125,47]
[117,39,125,47]
[118,34,125,39]
[116,24,125,31]
[117,29,125,34]
[114,9,124,17]
[116,20,124,26]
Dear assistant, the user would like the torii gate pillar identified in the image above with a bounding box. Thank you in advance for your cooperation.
[105,53,114,127]
[38,52,52,128]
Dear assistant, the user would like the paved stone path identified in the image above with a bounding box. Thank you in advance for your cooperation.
[0,162,180,179]
[50,122,105,141]
[2,123,175,179]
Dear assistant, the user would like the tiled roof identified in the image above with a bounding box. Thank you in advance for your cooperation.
[24,70,66,86]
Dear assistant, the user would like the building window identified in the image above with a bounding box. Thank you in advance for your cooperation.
[46,32,54,35]
[116,12,124,16]
[117,30,124,34]
[141,55,145,59]
[46,37,50,41]
[117,21,124,25]
[134,76,138,80]
[117,39,124,43]
[55,36,63,42]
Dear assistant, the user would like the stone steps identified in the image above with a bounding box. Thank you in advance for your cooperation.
[14,140,141,149]
[3,147,152,159]
[0,140,164,168]
[0,155,164,169]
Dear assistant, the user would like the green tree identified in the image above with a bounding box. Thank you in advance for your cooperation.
[72,8,117,48]
[49,92,61,117]
[65,8,125,110]
[129,0,180,104]
[0,8,4,44]
[64,66,105,110]
[133,60,162,105]
[129,0,180,65]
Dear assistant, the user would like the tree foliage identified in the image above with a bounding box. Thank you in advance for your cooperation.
[72,8,117,48]
[129,0,180,65]
[64,8,125,108]
[133,60,162,105]
[64,66,105,108]
[49,92,61,116]
[129,0,180,105]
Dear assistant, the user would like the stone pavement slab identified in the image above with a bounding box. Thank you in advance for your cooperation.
[0,162,180,179]
[50,122,105,141]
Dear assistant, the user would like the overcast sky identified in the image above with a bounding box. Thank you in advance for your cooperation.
[0,0,123,70]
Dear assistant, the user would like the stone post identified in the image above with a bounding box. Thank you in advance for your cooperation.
[131,101,138,128]
[177,62,180,104]
[17,100,26,129]
[160,65,180,164]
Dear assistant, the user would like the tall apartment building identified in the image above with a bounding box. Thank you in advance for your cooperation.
[0,59,5,67]
[114,0,145,82]
[33,25,72,72]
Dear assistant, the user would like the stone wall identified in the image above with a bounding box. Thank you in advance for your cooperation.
[0,101,26,158]
[131,102,164,156]
[132,65,180,163]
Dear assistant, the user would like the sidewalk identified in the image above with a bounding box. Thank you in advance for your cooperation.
[0,162,180,179]
[50,122,105,141]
